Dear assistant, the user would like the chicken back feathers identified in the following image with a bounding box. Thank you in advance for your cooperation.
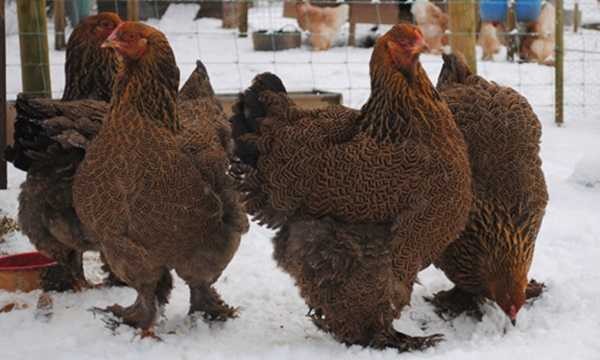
[433,52,548,321]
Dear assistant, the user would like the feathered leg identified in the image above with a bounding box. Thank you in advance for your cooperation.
[95,237,166,331]
[275,219,443,352]
[188,284,237,321]
[39,249,85,292]
[525,279,545,300]
[100,252,127,287]
[425,287,484,320]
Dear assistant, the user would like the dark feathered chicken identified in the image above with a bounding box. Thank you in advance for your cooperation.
[231,24,472,351]
[62,12,122,101]
[73,22,248,333]
[429,52,548,325]
[4,13,122,291]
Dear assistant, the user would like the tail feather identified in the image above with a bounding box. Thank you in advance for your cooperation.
[436,52,473,90]
[230,73,287,167]
[5,94,106,172]
[178,60,218,103]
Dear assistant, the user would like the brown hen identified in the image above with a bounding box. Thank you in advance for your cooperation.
[430,52,548,325]
[62,12,122,102]
[231,24,472,351]
[73,22,248,332]
[4,13,122,291]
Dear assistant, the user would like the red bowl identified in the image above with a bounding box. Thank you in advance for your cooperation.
[0,252,57,292]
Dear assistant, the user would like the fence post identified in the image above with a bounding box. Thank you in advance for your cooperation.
[127,0,140,21]
[555,0,564,126]
[54,0,66,50]
[0,0,7,189]
[448,0,478,74]
[238,1,248,38]
[16,0,52,98]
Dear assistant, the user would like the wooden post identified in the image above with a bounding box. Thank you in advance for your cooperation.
[16,0,51,98]
[555,0,564,126]
[223,1,239,29]
[448,0,478,74]
[506,6,517,62]
[238,1,248,38]
[127,0,140,21]
[348,5,356,47]
[573,3,580,33]
[54,0,66,50]
[0,0,7,189]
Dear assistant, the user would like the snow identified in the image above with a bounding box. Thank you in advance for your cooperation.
[2,2,600,359]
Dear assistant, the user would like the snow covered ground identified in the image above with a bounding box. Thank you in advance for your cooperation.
[2,2,600,359]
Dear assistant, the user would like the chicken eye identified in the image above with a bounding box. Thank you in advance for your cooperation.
[122,32,138,42]
[100,20,113,29]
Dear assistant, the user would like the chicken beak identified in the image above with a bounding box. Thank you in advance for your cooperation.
[509,304,518,326]
[101,31,119,49]
[414,38,429,54]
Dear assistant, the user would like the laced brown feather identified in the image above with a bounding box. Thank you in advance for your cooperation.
[230,24,472,349]
[73,23,246,330]
[62,12,121,101]
[434,52,548,312]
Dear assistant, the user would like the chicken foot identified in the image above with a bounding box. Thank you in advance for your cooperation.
[188,284,238,321]
[100,252,127,287]
[40,249,88,292]
[369,329,444,352]
[100,284,158,330]
[425,287,484,320]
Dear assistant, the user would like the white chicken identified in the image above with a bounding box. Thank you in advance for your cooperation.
[296,1,349,51]
[411,0,448,54]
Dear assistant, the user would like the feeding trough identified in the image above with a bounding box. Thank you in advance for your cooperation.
[0,252,57,292]
[252,26,301,51]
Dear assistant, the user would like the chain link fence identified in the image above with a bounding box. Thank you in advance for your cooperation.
[4,0,600,120]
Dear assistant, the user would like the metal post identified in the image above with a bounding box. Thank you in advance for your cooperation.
[0,0,6,189]
[54,0,66,50]
[573,3,579,33]
[555,0,564,126]
[448,0,478,74]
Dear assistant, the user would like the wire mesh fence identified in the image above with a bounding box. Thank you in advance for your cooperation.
[4,0,600,121]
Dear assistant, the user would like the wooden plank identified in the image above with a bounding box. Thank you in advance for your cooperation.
[284,1,399,24]
[0,0,6,189]
[54,0,66,50]
[448,0,478,74]
[348,3,399,24]
[16,0,52,98]
[217,90,341,117]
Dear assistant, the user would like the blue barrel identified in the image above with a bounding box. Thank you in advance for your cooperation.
[515,0,542,22]
[480,0,508,22]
